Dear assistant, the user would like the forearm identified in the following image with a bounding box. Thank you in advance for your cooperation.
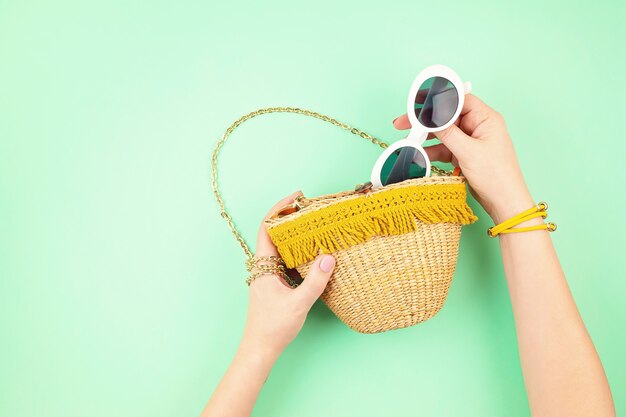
[200,216,335,417]
[201,337,280,417]
[494,192,615,416]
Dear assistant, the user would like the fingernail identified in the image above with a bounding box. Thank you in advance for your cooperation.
[319,255,335,273]
[392,117,399,125]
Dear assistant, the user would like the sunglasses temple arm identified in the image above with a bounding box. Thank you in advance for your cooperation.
[422,77,448,113]
[463,81,472,94]
[386,147,416,184]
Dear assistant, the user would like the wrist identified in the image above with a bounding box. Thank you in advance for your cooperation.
[239,332,284,365]
[487,188,537,225]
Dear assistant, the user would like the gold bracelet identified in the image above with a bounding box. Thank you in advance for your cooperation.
[245,255,297,288]
[245,255,285,271]
[488,201,557,238]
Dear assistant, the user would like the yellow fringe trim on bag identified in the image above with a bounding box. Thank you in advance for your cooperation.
[266,182,478,268]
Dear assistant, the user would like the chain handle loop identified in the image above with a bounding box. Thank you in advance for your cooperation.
[211,107,451,260]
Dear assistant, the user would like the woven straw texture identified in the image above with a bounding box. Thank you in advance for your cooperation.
[265,176,477,333]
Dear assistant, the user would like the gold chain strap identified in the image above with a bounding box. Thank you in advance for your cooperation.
[210,106,450,261]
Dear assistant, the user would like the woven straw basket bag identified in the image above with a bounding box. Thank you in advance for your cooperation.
[212,108,478,334]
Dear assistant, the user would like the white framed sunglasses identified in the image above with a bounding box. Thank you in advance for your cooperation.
[370,65,472,189]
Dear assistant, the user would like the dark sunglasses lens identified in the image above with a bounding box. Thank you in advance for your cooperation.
[414,76,459,128]
[380,146,427,186]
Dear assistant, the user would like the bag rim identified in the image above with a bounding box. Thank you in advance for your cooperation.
[265,176,477,268]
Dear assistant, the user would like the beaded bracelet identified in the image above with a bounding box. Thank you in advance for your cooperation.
[488,201,557,238]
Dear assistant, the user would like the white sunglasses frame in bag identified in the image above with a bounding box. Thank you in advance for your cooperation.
[370,64,472,189]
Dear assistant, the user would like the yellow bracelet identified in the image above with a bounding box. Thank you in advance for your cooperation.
[488,201,557,238]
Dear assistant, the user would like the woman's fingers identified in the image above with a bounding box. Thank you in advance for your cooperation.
[392,113,411,130]
[256,191,302,257]
[454,94,499,137]
[392,89,429,129]
[393,113,461,142]
[393,94,494,136]
[459,93,493,117]
[424,143,459,166]
[392,112,437,138]
[262,191,303,221]
[424,143,452,163]
[296,254,335,307]
[433,124,472,158]
[250,191,303,288]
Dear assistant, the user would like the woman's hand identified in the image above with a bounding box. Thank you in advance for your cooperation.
[242,191,336,359]
[201,192,335,417]
[394,94,534,223]
[394,94,615,416]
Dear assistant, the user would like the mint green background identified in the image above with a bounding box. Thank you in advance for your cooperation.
[1,1,625,416]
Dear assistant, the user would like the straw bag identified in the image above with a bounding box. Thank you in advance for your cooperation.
[212,107,478,334]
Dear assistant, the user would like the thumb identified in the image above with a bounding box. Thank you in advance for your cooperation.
[435,123,473,158]
[296,254,335,306]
